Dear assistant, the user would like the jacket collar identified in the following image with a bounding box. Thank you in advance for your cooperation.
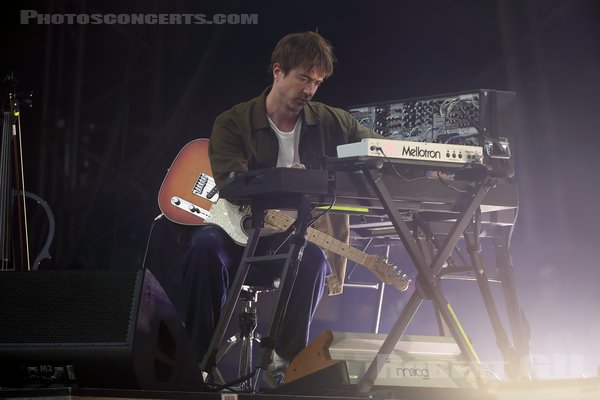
[251,86,320,131]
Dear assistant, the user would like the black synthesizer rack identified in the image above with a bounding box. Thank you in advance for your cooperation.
[348,89,516,163]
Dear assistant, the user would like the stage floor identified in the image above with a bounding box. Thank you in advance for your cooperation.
[2,378,600,400]
[0,386,491,400]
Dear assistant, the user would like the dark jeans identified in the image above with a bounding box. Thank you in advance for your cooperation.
[181,224,330,364]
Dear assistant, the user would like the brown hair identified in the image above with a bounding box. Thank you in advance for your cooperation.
[269,31,336,78]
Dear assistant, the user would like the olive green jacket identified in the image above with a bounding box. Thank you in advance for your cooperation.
[208,87,380,295]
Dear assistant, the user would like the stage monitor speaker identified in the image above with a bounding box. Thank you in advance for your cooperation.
[0,269,204,390]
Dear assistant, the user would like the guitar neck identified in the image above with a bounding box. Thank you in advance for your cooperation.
[264,209,409,292]
[265,210,366,264]
[306,228,368,265]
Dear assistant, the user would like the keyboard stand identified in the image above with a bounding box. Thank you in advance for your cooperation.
[206,164,532,393]
[200,193,314,390]
[352,166,492,392]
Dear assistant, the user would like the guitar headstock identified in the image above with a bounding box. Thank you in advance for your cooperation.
[364,254,411,292]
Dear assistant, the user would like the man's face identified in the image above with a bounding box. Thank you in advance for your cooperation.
[272,64,325,113]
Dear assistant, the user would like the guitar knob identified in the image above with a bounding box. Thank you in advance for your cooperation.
[172,197,181,205]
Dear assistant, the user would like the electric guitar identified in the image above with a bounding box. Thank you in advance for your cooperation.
[158,139,410,291]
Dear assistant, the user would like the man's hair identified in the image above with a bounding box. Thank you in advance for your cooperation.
[269,31,336,78]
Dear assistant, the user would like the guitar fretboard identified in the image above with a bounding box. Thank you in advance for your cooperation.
[306,228,368,265]
[264,209,408,291]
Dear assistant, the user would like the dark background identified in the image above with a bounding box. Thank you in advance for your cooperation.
[3,0,600,382]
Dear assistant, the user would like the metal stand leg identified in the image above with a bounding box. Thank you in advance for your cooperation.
[201,205,289,386]
[356,168,494,394]
[346,236,387,334]
[464,211,521,380]
[412,207,531,380]
[413,222,452,337]
[255,196,313,386]
[201,195,314,391]
[238,291,258,391]
[200,213,265,375]
[494,226,532,379]
[372,244,392,334]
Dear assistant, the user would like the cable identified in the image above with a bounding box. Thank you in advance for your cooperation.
[307,191,337,227]
[435,170,469,193]
[458,99,483,136]
[140,213,163,269]
[205,370,256,393]
[439,97,464,125]
[372,147,431,182]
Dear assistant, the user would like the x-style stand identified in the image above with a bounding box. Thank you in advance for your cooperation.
[354,166,499,393]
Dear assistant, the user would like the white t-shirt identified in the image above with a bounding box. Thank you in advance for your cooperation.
[265,116,303,231]
[267,116,302,167]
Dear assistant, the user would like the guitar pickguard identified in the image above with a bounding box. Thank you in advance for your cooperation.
[204,199,250,245]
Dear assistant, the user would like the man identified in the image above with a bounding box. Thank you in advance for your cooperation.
[181,31,379,385]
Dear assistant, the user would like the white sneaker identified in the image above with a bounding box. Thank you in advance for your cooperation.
[262,351,289,388]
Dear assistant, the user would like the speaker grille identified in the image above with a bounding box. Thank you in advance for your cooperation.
[0,270,141,344]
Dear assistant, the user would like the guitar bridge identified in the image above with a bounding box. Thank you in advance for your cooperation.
[192,173,219,202]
